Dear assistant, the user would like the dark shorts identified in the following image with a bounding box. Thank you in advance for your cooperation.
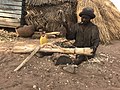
[73,54,95,65]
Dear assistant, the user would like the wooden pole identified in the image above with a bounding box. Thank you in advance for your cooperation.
[13,45,93,55]
[14,46,40,71]
[39,47,93,55]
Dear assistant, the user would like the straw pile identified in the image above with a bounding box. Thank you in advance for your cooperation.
[77,0,120,44]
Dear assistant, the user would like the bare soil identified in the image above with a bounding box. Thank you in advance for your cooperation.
[0,38,120,90]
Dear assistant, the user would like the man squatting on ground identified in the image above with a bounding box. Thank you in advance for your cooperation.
[63,7,100,65]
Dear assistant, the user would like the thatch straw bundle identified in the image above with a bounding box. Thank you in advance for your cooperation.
[77,0,120,44]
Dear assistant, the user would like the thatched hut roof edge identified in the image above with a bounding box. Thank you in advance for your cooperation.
[26,0,77,6]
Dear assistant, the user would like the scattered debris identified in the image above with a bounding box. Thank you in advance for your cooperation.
[0,29,17,41]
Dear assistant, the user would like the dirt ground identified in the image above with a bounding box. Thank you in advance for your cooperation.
[0,37,120,90]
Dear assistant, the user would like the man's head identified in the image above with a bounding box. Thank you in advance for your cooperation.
[81,15,91,24]
[79,7,95,24]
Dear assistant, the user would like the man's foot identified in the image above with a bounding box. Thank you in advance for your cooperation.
[35,52,44,58]
[55,55,73,65]
[62,65,78,74]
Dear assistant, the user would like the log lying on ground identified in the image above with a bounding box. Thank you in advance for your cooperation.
[46,32,60,36]
[32,31,60,39]
[12,45,93,55]
[39,47,93,55]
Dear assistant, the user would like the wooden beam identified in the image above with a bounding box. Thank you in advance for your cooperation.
[14,46,40,71]
[0,21,20,28]
[0,10,22,15]
[12,45,93,55]
[0,17,20,23]
[0,12,21,18]
[0,0,22,6]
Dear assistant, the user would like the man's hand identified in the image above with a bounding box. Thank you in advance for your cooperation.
[58,10,69,30]
[90,46,96,54]
[58,10,66,23]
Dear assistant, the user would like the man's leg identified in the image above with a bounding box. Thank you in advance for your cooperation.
[73,55,87,65]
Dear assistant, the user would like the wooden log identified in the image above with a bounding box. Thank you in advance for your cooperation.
[39,47,93,55]
[46,32,60,36]
[32,31,60,39]
[14,46,40,71]
[33,31,60,36]
[12,45,93,55]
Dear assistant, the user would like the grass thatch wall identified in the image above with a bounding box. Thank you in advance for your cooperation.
[26,0,77,6]
[25,0,77,36]
[77,0,120,44]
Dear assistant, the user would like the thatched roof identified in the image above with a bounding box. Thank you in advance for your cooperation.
[77,0,120,44]
[26,0,77,6]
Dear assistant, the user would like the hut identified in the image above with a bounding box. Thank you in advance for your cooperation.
[25,0,78,35]
[0,0,26,28]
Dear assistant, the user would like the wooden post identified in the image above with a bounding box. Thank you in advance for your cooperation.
[13,45,93,55]
[14,46,40,71]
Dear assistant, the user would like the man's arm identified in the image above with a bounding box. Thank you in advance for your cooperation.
[63,21,77,40]
[91,25,100,53]
[59,9,76,40]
